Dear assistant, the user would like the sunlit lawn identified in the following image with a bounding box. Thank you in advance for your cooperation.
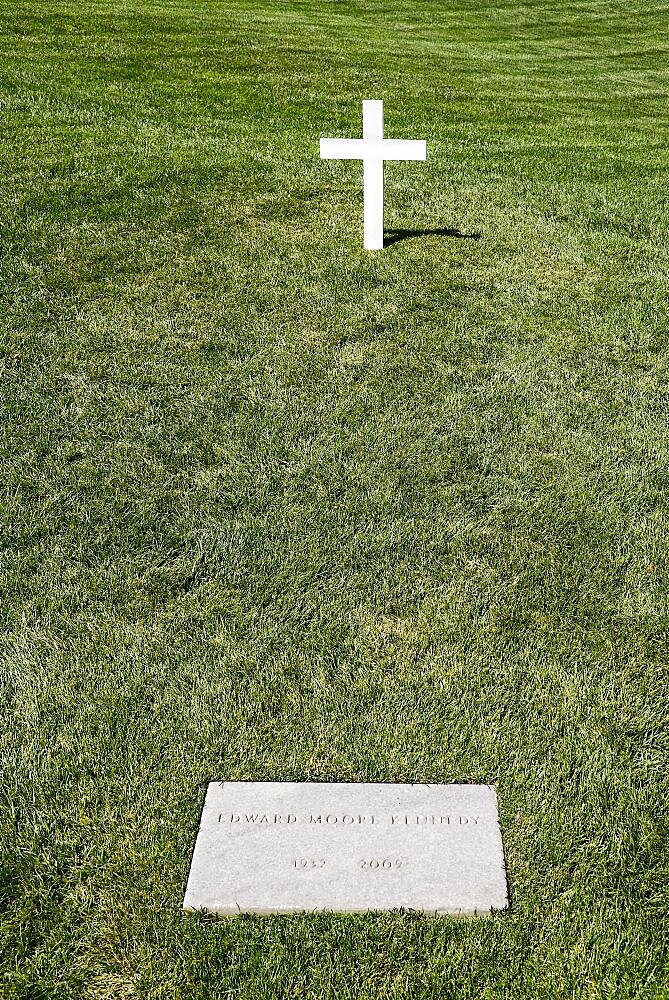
[1,1,668,996]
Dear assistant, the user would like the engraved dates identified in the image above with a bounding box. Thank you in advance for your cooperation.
[292,857,405,871]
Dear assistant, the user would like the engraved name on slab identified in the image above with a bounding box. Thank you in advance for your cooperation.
[183,782,508,915]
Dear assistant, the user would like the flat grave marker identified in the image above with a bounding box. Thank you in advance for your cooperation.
[183,782,508,915]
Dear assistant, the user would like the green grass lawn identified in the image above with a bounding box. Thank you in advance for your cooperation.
[1,0,668,996]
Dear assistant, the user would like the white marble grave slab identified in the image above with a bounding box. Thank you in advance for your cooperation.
[183,782,508,915]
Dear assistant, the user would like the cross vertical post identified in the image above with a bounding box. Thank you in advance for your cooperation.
[363,100,384,250]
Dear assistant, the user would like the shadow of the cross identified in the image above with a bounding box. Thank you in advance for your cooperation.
[384,227,482,247]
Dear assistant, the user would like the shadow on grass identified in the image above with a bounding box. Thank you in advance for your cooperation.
[384,227,482,247]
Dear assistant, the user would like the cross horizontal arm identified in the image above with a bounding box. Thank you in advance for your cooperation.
[320,138,427,161]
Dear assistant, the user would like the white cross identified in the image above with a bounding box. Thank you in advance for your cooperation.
[320,100,427,250]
